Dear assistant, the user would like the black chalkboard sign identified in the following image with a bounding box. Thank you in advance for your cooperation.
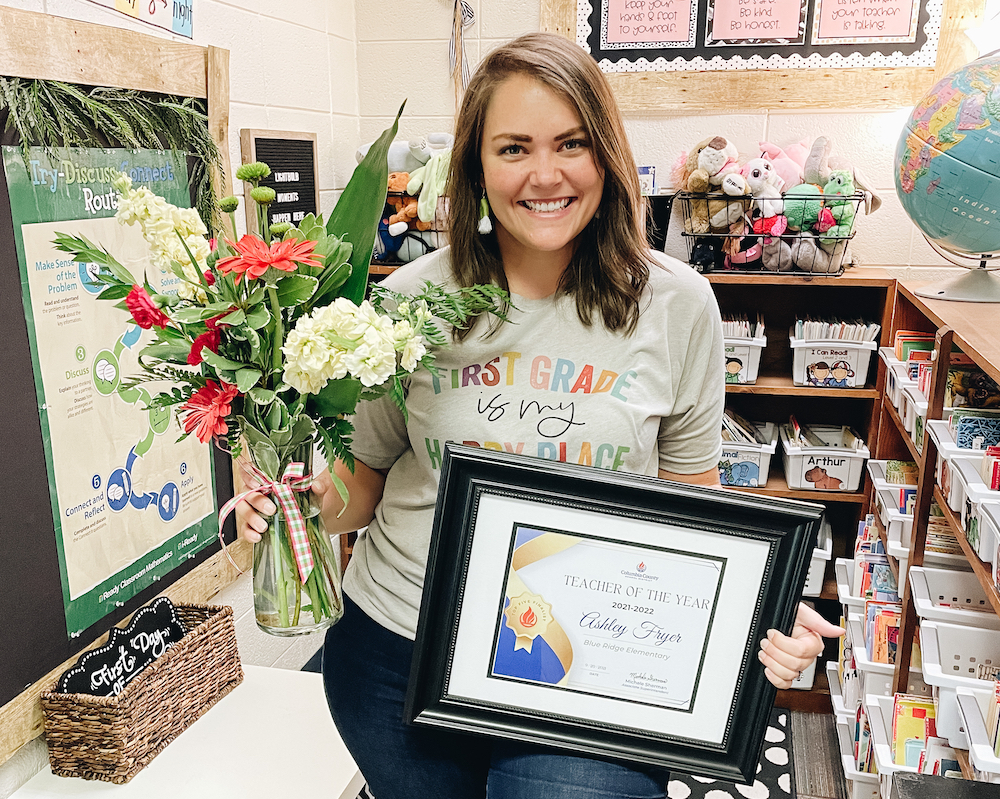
[239,129,319,233]
[55,597,186,696]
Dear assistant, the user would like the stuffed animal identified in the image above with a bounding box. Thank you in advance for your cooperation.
[385,172,430,237]
[783,183,825,231]
[408,149,451,225]
[803,136,833,187]
[790,232,848,274]
[742,157,785,241]
[758,140,808,190]
[674,136,741,234]
[356,133,455,174]
[708,172,750,232]
[819,169,856,245]
[761,236,794,272]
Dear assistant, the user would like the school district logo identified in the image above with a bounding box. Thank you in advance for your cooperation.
[636,561,646,573]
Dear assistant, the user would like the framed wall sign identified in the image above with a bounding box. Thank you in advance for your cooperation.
[540,0,981,111]
[239,129,319,233]
[406,444,824,782]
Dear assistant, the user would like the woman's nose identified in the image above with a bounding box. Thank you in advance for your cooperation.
[529,151,560,186]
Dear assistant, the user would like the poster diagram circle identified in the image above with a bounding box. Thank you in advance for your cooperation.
[79,262,104,295]
[158,482,180,521]
[107,468,133,512]
[149,405,171,435]
[92,350,120,395]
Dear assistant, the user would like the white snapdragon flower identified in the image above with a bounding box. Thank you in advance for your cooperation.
[392,319,427,372]
[283,365,329,395]
[346,326,396,387]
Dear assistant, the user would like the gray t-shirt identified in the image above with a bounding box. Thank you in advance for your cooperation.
[343,246,725,638]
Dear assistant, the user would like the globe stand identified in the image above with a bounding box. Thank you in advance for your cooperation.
[913,238,1000,303]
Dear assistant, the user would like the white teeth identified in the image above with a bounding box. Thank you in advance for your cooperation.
[524,199,570,212]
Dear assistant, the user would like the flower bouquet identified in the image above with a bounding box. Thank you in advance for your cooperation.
[53,118,507,636]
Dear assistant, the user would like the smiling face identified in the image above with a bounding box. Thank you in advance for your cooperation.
[480,74,604,278]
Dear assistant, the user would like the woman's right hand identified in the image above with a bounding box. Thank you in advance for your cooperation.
[234,460,277,544]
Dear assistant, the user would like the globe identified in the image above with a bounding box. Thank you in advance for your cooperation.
[894,55,1000,301]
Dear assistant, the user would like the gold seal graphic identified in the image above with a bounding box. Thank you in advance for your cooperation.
[503,592,553,654]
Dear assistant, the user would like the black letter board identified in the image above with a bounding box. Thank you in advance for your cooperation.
[239,130,319,233]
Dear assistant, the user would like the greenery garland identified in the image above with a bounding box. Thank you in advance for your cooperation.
[0,77,223,233]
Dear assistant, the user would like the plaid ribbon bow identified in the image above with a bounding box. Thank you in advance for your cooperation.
[218,460,315,583]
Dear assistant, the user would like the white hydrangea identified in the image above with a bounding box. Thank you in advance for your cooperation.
[282,298,414,393]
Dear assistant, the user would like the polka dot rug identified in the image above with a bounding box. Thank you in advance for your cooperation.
[667,708,795,799]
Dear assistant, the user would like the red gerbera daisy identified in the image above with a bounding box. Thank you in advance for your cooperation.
[180,380,240,443]
[187,314,227,366]
[125,285,171,329]
[215,235,321,282]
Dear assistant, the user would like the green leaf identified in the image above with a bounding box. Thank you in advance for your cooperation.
[235,367,262,393]
[284,415,317,453]
[275,274,318,306]
[246,305,271,329]
[248,387,277,404]
[324,101,404,305]
[219,308,246,325]
[201,347,251,372]
[307,377,362,419]
[171,302,233,324]
[140,341,192,362]
[97,284,132,301]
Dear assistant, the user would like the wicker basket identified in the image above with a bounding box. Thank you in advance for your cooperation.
[40,603,243,784]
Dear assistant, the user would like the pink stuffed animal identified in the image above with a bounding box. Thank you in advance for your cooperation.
[758,140,808,191]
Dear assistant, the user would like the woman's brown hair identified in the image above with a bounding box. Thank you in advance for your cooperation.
[447,32,652,340]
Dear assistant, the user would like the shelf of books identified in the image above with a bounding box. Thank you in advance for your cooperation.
[832,283,1000,796]
[711,273,895,714]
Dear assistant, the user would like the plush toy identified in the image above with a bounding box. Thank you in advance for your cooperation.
[723,218,762,270]
[356,133,455,174]
[819,169,857,245]
[742,158,782,213]
[783,183,825,231]
[761,236,794,272]
[803,136,833,186]
[407,149,451,225]
[758,140,807,190]
[708,172,750,232]
[373,218,405,262]
[790,232,848,274]
[674,136,740,234]
[385,172,430,237]
[689,238,723,273]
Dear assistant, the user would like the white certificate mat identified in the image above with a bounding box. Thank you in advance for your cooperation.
[449,492,771,745]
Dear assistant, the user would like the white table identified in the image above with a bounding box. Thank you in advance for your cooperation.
[14,665,365,798]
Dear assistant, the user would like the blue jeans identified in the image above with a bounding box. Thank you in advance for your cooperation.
[322,595,667,799]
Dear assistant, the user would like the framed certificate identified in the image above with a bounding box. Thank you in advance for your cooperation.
[405,444,824,783]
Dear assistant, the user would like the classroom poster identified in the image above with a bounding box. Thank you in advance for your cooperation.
[3,146,218,636]
[582,0,942,70]
[86,0,194,38]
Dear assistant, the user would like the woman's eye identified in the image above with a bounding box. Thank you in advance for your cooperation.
[562,139,588,151]
[500,144,523,156]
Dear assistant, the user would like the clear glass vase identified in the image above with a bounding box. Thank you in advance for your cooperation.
[251,443,344,636]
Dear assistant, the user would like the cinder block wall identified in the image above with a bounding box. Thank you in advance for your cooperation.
[356,0,952,269]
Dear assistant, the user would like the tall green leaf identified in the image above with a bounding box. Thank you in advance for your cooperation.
[324,101,405,306]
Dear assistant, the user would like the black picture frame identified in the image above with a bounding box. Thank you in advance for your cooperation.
[406,444,824,783]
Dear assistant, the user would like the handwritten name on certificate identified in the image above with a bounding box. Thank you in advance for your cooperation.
[491,527,724,711]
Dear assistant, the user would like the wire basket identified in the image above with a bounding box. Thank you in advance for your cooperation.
[676,190,865,276]
[40,603,243,784]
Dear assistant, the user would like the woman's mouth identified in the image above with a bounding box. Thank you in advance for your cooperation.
[520,198,574,213]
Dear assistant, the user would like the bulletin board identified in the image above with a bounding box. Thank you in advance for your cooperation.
[540,0,984,109]
[0,5,241,767]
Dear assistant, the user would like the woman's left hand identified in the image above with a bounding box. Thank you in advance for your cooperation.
[758,603,845,689]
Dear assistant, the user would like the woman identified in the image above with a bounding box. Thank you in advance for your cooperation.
[238,32,841,799]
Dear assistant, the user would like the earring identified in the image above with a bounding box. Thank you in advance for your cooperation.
[478,191,493,235]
